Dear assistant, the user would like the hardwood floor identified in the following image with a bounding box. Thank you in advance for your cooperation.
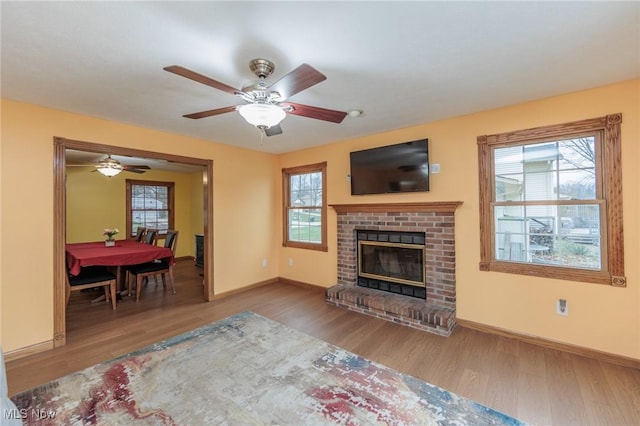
[6,260,640,425]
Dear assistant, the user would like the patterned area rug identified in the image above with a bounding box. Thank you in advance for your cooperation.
[12,312,525,425]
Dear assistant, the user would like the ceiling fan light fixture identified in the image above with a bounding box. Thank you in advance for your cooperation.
[96,158,124,177]
[238,103,286,128]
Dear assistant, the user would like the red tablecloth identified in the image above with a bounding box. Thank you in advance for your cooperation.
[66,240,175,276]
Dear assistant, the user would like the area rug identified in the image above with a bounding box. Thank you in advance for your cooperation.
[12,312,525,425]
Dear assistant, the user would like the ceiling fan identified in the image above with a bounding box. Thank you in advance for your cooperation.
[67,155,150,177]
[164,58,348,136]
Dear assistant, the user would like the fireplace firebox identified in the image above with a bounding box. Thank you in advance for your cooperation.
[356,230,426,299]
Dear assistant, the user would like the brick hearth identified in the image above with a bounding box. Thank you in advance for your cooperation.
[326,202,462,336]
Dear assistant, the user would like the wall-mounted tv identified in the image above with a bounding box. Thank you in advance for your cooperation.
[350,139,429,195]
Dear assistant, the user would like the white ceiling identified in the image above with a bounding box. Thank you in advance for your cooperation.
[2,1,639,155]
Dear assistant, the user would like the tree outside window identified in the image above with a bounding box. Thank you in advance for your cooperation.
[282,162,327,251]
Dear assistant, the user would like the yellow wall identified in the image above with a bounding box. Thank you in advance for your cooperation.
[279,79,640,360]
[0,110,3,346]
[1,79,638,360]
[66,167,203,258]
[0,99,280,352]
[191,171,205,236]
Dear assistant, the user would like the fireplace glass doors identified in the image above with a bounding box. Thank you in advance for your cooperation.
[356,230,426,299]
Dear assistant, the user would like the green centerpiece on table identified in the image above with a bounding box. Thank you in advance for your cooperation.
[103,228,119,246]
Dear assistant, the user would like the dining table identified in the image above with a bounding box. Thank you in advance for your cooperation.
[66,239,175,296]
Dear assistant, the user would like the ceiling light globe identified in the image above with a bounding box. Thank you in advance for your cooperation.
[238,104,286,128]
[97,164,123,177]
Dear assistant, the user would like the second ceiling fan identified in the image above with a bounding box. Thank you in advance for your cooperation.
[164,58,347,136]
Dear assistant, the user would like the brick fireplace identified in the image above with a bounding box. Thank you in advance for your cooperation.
[325,202,462,336]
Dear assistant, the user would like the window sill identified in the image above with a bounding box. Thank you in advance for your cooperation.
[480,261,625,286]
[283,241,328,252]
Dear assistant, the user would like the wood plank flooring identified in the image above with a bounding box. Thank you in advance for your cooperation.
[6,260,640,425]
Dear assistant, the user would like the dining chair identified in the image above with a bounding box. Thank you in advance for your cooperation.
[134,227,147,242]
[143,228,158,245]
[66,265,117,310]
[123,227,157,292]
[128,230,179,302]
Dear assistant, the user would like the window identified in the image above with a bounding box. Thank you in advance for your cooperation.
[126,180,175,238]
[477,114,625,286]
[282,162,327,251]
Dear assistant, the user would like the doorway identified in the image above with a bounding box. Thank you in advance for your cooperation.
[53,137,214,347]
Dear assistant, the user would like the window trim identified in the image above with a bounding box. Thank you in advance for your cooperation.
[477,114,625,286]
[282,161,328,252]
[125,179,175,239]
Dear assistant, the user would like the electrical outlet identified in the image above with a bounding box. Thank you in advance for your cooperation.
[288,258,294,267]
[262,258,268,268]
[431,163,441,173]
[556,299,569,316]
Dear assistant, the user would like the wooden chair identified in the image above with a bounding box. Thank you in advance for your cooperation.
[124,228,157,291]
[128,230,179,302]
[66,265,117,310]
[134,227,147,242]
[143,228,158,245]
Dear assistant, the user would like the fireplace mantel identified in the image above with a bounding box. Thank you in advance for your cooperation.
[330,201,463,214]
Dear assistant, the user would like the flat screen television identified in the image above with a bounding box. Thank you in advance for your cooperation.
[350,139,429,195]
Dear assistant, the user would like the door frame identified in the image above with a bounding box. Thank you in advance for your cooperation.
[53,137,214,347]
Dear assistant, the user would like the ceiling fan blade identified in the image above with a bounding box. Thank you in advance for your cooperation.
[183,105,238,119]
[264,124,283,137]
[164,65,239,95]
[283,102,347,123]
[122,165,150,171]
[269,64,326,100]
[123,168,147,174]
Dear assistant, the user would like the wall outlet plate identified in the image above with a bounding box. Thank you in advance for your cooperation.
[431,163,441,173]
[556,299,569,316]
